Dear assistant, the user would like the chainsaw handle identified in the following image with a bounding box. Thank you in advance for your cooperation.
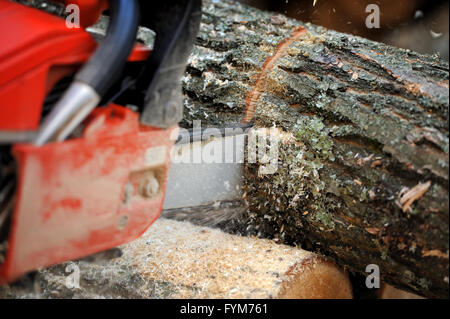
[75,0,139,96]
[33,0,140,145]
[137,0,202,128]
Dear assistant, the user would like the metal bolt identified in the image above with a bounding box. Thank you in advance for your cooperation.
[140,173,159,198]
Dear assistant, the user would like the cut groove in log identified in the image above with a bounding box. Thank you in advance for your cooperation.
[180,0,449,298]
[243,26,307,123]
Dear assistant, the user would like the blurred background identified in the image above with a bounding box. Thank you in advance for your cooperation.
[237,0,449,60]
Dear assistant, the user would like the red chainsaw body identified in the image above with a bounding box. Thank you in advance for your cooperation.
[0,0,98,131]
[0,0,172,283]
[1,105,177,283]
[0,0,149,131]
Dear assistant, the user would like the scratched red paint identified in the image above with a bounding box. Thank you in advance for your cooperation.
[1,105,176,283]
[242,26,307,124]
[58,198,82,210]
[43,197,82,222]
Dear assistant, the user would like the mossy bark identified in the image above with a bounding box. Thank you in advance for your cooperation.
[182,0,449,298]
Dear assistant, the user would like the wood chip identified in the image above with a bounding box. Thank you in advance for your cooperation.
[422,249,449,259]
[365,227,381,235]
[370,160,383,168]
[399,181,432,212]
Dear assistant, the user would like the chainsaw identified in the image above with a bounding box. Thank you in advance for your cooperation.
[0,0,250,283]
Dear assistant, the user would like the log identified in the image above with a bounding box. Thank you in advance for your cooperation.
[0,219,352,299]
[378,284,424,299]
[179,0,449,298]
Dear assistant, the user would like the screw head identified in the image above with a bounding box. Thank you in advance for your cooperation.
[140,174,159,198]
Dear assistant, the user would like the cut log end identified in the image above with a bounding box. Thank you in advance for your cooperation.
[378,284,425,299]
[277,258,353,299]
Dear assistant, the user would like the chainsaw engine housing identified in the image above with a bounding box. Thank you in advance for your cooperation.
[0,0,190,283]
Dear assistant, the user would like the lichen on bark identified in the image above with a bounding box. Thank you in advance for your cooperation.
[181,0,449,298]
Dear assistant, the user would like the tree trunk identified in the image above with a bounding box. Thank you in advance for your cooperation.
[180,0,449,298]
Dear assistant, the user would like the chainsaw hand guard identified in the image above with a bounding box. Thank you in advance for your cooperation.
[137,0,202,128]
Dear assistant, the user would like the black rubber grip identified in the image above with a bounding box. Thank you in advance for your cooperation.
[75,0,139,96]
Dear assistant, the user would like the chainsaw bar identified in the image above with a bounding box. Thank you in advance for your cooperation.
[163,124,251,211]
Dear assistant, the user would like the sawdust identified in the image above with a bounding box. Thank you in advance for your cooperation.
[421,249,449,259]
[399,181,432,212]
[0,218,351,299]
[118,218,317,298]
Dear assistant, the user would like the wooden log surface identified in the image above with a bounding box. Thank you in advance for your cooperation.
[0,219,352,299]
[177,0,449,298]
[378,284,424,299]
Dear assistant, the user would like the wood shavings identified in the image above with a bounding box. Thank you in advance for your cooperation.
[421,249,449,259]
[399,181,432,212]
[370,160,383,168]
[365,227,381,235]
[115,218,351,299]
[357,154,374,166]
[122,218,311,298]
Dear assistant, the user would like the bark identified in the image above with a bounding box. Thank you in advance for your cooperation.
[180,0,449,298]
